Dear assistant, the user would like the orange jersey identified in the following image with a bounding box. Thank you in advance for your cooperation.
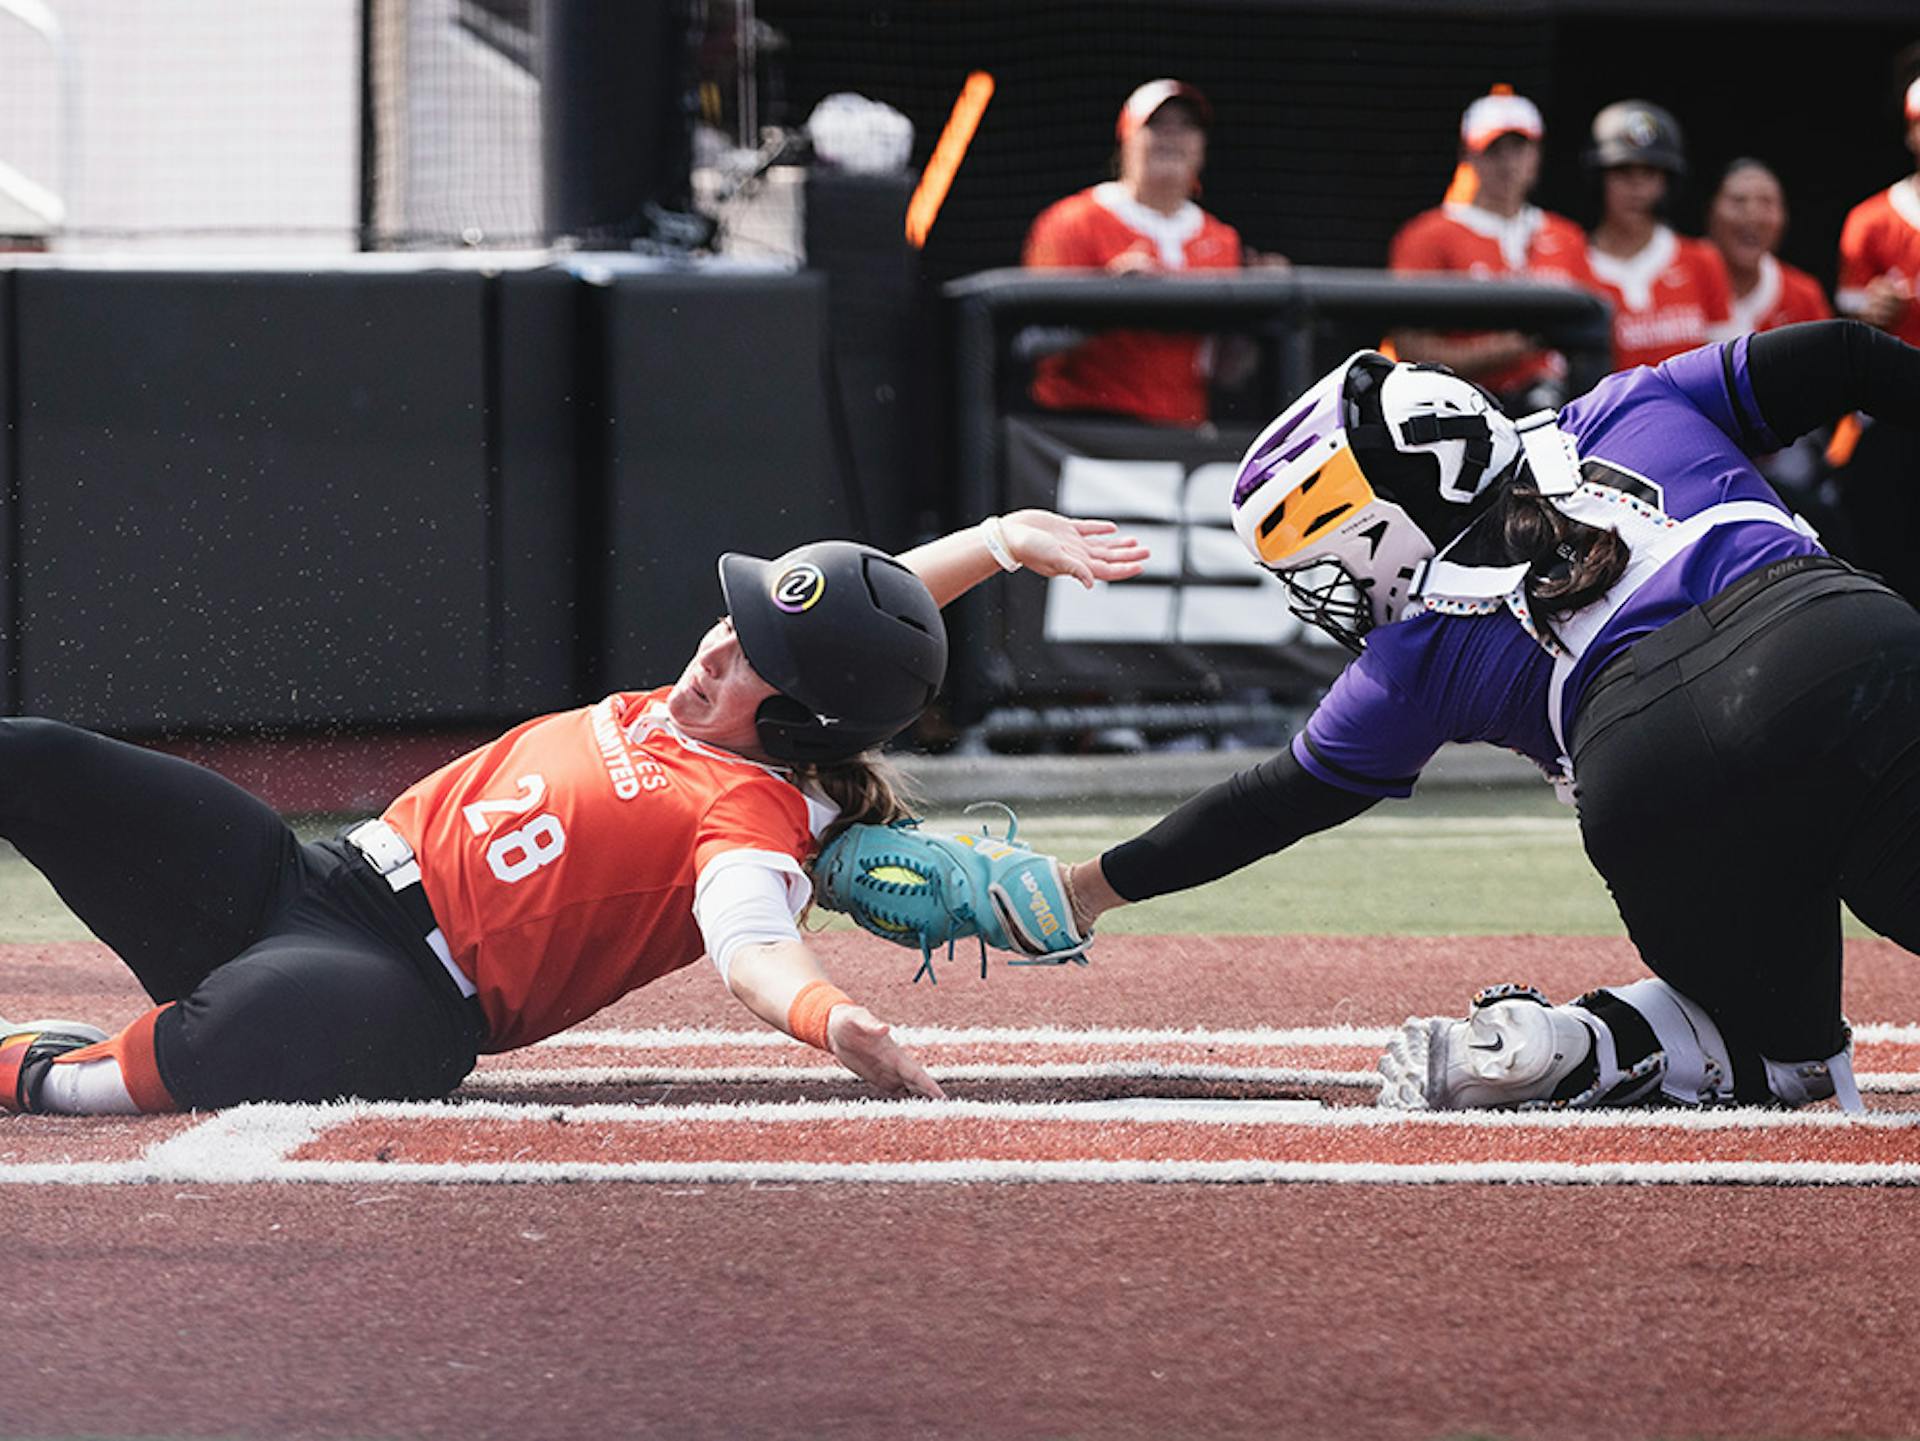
[1838,179,1920,347]
[1586,227,1735,371]
[382,689,825,1052]
[1023,182,1242,426]
[1387,203,1595,396]
[1728,254,1832,335]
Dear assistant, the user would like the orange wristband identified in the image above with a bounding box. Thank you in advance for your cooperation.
[787,980,852,1052]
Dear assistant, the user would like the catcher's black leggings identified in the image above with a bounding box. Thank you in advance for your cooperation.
[0,719,484,1108]
[1571,557,1920,1064]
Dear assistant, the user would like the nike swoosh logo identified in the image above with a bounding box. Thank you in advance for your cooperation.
[1468,1036,1505,1053]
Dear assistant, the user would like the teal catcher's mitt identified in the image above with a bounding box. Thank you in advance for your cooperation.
[813,808,1091,982]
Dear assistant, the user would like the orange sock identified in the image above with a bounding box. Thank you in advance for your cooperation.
[44,1005,180,1114]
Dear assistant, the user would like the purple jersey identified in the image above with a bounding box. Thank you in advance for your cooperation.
[1296,337,1824,798]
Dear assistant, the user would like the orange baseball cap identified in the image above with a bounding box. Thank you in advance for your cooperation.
[1461,86,1544,152]
[1116,79,1213,141]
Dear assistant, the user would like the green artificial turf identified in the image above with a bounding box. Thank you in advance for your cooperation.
[0,788,1872,942]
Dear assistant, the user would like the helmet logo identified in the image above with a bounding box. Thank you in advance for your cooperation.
[771,562,827,613]
[1625,110,1658,147]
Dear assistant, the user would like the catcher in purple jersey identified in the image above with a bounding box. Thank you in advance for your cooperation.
[1059,319,1920,1112]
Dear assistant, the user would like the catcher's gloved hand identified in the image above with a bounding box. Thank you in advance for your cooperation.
[812,806,1090,982]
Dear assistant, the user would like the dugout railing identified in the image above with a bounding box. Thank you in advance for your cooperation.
[942,268,1615,750]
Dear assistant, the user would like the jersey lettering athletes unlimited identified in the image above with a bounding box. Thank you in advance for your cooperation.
[1023,181,1242,426]
[1388,203,1595,397]
[1586,227,1735,371]
[1294,336,1820,799]
[1838,177,1920,347]
[1727,254,1832,336]
[382,689,827,1051]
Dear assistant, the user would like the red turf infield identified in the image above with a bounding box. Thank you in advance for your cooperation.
[5,932,1920,1439]
[8,928,1917,1030]
[6,1184,1920,1441]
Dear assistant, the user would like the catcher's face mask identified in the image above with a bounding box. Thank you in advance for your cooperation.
[1228,350,1519,652]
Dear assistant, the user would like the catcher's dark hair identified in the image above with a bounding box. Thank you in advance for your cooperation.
[1493,485,1632,632]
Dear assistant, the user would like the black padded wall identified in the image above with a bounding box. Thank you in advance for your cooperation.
[11,270,497,731]
[493,268,584,714]
[0,271,15,718]
[596,270,850,691]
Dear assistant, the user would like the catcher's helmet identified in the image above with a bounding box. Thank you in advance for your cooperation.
[1229,351,1521,651]
[1584,99,1686,175]
[718,540,947,764]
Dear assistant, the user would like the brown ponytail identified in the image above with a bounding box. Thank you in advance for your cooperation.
[1496,484,1633,625]
[793,751,921,928]
[800,751,920,857]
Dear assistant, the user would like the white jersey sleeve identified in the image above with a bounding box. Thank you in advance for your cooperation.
[693,849,811,984]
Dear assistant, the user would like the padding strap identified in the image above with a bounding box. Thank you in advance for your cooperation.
[1398,411,1495,494]
[1513,410,1581,496]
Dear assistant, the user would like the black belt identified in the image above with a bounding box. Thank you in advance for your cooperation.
[1582,553,1851,711]
[1573,553,1884,757]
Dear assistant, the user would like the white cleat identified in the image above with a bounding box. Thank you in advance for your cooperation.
[1379,994,1595,1110]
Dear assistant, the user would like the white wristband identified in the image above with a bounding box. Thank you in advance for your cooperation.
[980,515,1021,573]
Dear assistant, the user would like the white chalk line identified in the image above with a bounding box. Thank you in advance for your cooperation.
[473,1061,1382,1088]
[7,1154,1920,1188]
[7,1020,1920,1188]
[526,1024,1398,1049]
[13,1093,1920,1187]
[524,1021,1920,1049]
[477,1061,1920,1094]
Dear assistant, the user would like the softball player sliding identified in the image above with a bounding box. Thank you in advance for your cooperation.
[0,511,1146,1115]
[1066,319,1920,1113]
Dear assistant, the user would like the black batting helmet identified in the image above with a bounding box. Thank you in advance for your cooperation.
[1584,99,1687,175]
[718,540,947,764]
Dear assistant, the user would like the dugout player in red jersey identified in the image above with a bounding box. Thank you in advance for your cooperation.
[1022,79,1245,427]
[1837,76,1920,346]
[1828,74,1920,606]
[0,511,1148,1115]
[1706,159,1831,335]
[1583,100,1736,370]
[1700,159,1838,518]
[1388,86,1596,413]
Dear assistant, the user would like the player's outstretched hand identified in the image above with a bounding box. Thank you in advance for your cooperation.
[828,1005,946,1099]
[1002,510,1150,590]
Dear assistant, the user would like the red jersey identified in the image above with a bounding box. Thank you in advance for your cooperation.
[1727,254,1831,335]
[1388,202,1595,397]
[1023,181,1242,426]
[1586,227,1735,371]
[1838,178,1920,347]
[382,689,825,1052]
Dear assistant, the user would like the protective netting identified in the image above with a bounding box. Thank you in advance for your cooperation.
[753,1,1556,281]
[0,0,365,253]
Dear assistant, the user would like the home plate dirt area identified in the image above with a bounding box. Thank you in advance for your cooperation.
[6,933,1920,1441]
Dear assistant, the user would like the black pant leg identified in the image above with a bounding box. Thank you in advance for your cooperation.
[153,933,483,1106]
[150,842,485,1107]
[0,719,308,1002]
[1571,570,1920,1062]
[1576,679,1848,1061]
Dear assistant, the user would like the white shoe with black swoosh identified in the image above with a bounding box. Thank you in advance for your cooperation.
[1378,985,1596,1110]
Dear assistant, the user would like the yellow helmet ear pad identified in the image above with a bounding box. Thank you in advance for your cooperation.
[1248,443,1376,568]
